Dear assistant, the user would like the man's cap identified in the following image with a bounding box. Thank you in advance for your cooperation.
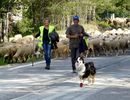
[73,15,79,20]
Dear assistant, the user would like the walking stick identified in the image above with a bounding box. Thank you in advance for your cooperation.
[32,33,35,66]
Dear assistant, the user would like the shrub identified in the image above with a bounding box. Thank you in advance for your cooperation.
[16,18,33,36]
[0,57,7,66]
[96,21,111,29]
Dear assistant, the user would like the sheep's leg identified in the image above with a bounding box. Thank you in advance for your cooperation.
[87,76,91,85]
[79,76,83,83]
[20,56,25,63]
[92,75,95,85]
[13,57,17,63]
[4,55,7,63]
[25,55,28,62]
[64,49,69,58]
[54,49,58,58]
[9,56,12,63]
[116,49,119,56]
[16,58,18,63]
[12,57,16,63]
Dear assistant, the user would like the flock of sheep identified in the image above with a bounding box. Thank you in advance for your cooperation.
[106,17,130,28]
[88,28,130,56]
[0,34,70,63]
[0,35,37,63]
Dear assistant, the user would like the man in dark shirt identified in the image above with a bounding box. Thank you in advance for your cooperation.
[35,18,55,70]
[66,15,85,73]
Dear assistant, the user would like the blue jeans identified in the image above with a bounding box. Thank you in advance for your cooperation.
[43,42,51,66]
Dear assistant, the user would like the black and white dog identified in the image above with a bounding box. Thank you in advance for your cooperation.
[75,57,96,86]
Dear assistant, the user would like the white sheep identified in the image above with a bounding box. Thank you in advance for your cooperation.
[13,42,37,63]
[0,44,15,57]
[10,34,22,43]
[4,43,22,63]
[21,35,34,44]
[14,34,22,40]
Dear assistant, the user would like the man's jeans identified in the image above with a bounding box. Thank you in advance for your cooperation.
[43,42,51,66]
[70,48,79,71]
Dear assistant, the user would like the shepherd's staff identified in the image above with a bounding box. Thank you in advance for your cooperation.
[32,32,35,66]
[31,2,35,66]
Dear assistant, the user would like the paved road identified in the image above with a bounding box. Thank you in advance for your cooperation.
[0,56,130,100]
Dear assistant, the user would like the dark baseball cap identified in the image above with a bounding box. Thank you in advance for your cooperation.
[73,15,79,20]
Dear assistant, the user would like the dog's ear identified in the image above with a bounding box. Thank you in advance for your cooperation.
[80,56,84,63]
[76,57,78,61]
[80,53,84,58]
[79,53,85,63]
[80,53,86,58]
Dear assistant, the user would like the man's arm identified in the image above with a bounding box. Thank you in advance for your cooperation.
[66,34,79,39]
[78,25,85,37]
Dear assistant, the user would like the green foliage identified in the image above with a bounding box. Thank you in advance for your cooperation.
[16,18,33,36]
[1,0,130,34]
[0,57,7,66]
[97,21,111,29]
[93,0,130,19]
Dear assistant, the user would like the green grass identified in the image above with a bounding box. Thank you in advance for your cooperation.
[0,56,43,67]
[96,21,110,28]
[0,58,7,66]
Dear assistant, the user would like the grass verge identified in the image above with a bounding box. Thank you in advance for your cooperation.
[0,58,7,66]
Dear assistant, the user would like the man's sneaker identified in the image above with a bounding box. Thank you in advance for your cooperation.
[73,70,77,73]
[45,65,50,70]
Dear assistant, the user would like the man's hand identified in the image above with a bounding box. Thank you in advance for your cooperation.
[79,33,83,37]
[66,34,79,39]
[73,34,79,38]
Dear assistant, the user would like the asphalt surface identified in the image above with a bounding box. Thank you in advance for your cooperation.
[0,56,130,100]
